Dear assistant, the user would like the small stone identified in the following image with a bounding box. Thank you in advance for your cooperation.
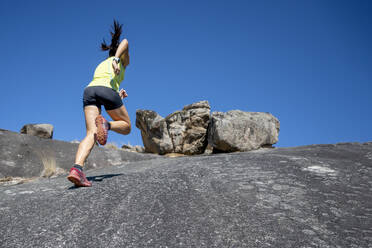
[20,124,54,139]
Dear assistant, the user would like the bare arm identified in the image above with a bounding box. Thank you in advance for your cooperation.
[112,39,129,74]
[114,39,129,59]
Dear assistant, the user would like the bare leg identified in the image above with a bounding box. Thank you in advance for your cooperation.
[107,104,131,135]
[74,105,101,167]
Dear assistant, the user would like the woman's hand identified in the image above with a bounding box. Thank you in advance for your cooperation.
[119,89,128,99]
[112,60,120,75]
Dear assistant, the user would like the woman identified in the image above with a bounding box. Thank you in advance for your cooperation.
[67,20,131,187]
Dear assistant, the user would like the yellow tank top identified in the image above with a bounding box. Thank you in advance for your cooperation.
[87,57,125,92]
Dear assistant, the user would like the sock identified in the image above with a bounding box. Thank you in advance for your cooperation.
[73,164,83,171]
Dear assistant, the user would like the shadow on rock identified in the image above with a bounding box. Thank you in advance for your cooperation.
[87,173,123,182]
[68,173,123,190]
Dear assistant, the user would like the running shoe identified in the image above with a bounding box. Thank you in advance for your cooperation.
[95,115,109,145]
[67,168,92,187]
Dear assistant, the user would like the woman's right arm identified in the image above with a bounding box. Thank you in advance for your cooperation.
[115,39,128,59]
[112,39,129,74]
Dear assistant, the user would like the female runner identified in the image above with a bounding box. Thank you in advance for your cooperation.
[67,20,131,187]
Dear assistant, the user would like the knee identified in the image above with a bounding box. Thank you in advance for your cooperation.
[125,122,132,135]
[86,130,97,140]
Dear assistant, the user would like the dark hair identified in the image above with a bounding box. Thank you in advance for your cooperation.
[101,20,123,57]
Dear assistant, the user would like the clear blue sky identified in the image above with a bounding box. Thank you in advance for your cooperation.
[0,0,371,148]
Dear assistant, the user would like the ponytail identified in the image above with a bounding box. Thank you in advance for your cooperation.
[101,20,123,57]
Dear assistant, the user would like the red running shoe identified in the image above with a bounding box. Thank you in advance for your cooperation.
[67,168,92,187]
[95,115,109,145]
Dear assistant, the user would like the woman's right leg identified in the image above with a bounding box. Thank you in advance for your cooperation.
[107,104,131,135]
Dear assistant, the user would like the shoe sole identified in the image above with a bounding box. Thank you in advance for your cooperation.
[95,115,108,146]
[67,174,91,187]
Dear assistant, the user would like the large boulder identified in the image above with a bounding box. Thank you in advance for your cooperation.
[20,124,54,139]
[166,101,210,155]
[208,110,280,152]
[136,101,210,155]
[135,110,173,155]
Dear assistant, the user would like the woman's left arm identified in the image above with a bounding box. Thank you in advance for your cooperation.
[119,89,128,99]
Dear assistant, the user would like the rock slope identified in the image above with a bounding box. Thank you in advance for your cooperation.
[0,129,158,179]
[1,142,371,247]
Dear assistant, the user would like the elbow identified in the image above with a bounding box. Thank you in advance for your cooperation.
[121,39,129,48]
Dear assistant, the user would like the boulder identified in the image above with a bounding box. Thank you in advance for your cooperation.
[135,110,173,155]
[208,110,280,152]
[165,101,210,155]
[20,124,54,139]
[136,101,210,155]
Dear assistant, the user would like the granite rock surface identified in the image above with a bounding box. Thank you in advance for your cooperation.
[1,142,371,247]
[0,129,159,179]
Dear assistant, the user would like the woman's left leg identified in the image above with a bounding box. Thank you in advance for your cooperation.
[75,105,101,166]
[68,105,100,187]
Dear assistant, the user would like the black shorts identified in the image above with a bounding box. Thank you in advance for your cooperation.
[83,86,123,110]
